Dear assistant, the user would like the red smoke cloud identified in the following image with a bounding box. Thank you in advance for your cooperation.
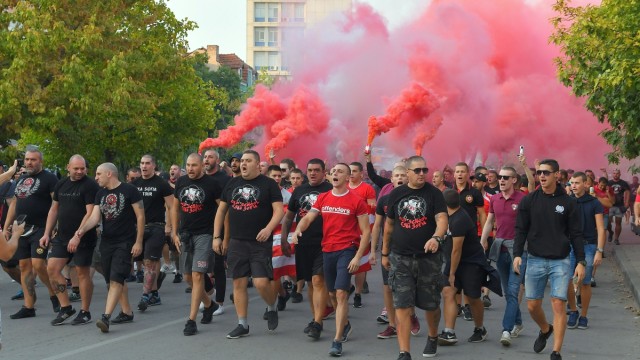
[201,0,611,171]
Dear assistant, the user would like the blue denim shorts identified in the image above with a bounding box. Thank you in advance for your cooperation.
[570,244,596,285]
[525,254,571,301]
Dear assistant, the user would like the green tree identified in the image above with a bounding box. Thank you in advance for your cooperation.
[0,0,216,171]
[551,0,640,165]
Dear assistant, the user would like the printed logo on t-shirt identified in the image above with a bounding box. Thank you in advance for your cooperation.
[15,177,40,199]
[465,195,473,203]
[179,185,205,214]
[512,204,518,211]
[555,205,565,214]
[321,205,351,215]
[100,193,126,221]
[611,184,622,194]
[298,191,320,218]
[231,185,260,211]
[397,196,428,229]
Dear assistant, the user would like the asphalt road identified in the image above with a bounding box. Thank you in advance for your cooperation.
[1,254,639,360]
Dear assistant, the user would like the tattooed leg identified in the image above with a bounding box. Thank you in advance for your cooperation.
[143,260,157,294]
[46,258,71,307]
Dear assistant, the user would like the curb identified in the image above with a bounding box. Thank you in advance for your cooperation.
[612,246,640,308]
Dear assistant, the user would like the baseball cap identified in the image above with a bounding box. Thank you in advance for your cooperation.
[471,172,487,182]
[230,152,243,162]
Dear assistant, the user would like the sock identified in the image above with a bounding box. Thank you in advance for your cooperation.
[239,317,248,329]
[444,328,455,333]
[61,305,72,311]
[267,302,277,312]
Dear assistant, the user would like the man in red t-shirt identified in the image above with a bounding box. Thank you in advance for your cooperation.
[348,162,376,308]
[293,163,371,357]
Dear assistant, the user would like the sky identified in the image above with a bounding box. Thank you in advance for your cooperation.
[166,0,429,59]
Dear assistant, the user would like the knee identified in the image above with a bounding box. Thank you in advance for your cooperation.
[311,277,325,289]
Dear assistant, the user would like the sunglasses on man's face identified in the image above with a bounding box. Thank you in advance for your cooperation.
[536,170,553,176]
[497,175,512,180]
[409,167,429,174]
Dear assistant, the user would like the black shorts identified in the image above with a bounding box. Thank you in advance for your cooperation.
[295,245,324,282]
[0,254,19,268]
[100,239,133,285]
[443,262,485,299]
[133,224,164,262]
[48,236,96,267]
[227,239,272,280]
[16,226,47,260]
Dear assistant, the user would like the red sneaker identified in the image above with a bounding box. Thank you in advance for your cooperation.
[323,306,335,320]
[410,314,421,336]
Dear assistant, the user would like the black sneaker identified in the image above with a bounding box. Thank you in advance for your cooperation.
[185,287,192,293]
[462,304,473,321]
[136,270,144,283]
[201,301,218,324]
[96,314,110,333]
[397,352,412,360]
[353,294,363,308]
[482,295,492,308]
[468,327,487,343]
[157,272,167,290]
[10,306,35,319]
[11,289,24,300]
[340,321,352,342]
[51,306,76,326]
[291,291,303,303]
[329,340,343,357]
[362,281,370,294]
[550,351,562,360]
[304,320,314,334]
[148,293,162,306]
[227,324,250,339]
[173,273,183,283]
[111,311,134,324]
[438,330,458,345]
[277,292,290,311]
[71,310,92,325]
[266,309,278,331]
[423,336,438,358]
[457,304,463,317]
[138,295,149,312]
[534,325,554,353]
[184,319,197,336]
[50,295,61,313]
[308,321,323,340]
[348,284,356,295]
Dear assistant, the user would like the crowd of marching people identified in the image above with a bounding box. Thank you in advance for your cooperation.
[0,145,639,360]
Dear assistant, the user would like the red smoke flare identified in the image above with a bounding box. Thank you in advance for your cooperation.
[367,82,440,145]
[413,115,443,156]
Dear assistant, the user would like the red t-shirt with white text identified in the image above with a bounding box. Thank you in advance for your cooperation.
[312,190,369,253]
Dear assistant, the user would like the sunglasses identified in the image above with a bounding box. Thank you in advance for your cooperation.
[409,167,429,174]
[536,170,553,176]
[497,175,512,180]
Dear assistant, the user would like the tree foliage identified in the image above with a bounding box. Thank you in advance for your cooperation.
[0,0,216,171]
[551,0,640,164]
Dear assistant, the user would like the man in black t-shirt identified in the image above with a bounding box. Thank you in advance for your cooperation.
[381,156,448,359]
[454,162,486,229]
[438,189,490,345]
[132,155,174,312]
[203,148,232,311]
[3,148,59,320]
[213,150,284,339]
[40,155,100,326]
[74,163,144,333]
[607,169,630,244]
[281,158,332,338]
[171,153,223,336]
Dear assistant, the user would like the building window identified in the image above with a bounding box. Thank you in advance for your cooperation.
[294,3,304,22]
[254,27,266,46]
[281,3,293,22]
[254,51,268,70]
[254,3,266,22]
[268,28,278,47]
[268,51,279,70]
[268,3,279,22]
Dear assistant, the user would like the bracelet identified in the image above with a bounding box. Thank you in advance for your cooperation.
[432,236,444,244]
[381,253,389,257]
[214,236,222,240]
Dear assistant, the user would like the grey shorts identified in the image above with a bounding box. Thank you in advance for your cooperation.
[609,206,626,218]
[181,232,214,274]
[389,252,443,311]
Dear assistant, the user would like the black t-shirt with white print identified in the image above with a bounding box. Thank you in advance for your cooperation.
[386,183,447,256]
[289,181,332,246]
[174,175,221,235]
[132,175,173,224]
[14,170,58,227]
[95,182,142,241]
[222,174,283,241]
[54,176,100,245]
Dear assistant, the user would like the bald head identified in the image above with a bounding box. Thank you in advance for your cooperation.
[96,163,119,188]
[186,153,204,179]
[67,154,88,181]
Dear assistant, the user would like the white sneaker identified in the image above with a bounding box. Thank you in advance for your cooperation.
[500,331,511,346]
[199,302,205,312]
[213,304,224,316]
[511,324,524,338]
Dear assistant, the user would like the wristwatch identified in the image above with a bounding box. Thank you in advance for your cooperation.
[596,248,604,253]
[577,260,587,267]
[432,236,444,245]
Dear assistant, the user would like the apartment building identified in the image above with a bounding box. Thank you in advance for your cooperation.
[246,0,352,79]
